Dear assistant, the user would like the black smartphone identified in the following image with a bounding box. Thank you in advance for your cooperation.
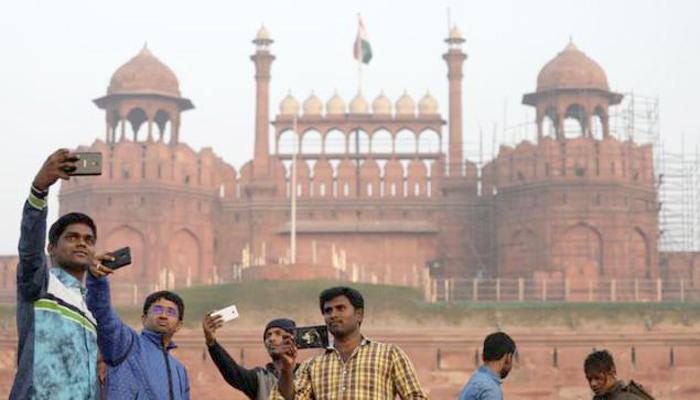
[66,152,102,176]
[102,247,131,270]
[293,325,329,349]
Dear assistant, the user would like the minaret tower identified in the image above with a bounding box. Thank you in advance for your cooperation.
[443,25,467,176]
[251,26,275,178]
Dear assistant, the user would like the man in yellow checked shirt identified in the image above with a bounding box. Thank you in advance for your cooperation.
[271,286,428,400]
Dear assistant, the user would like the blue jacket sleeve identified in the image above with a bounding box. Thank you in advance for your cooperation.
[17,198,49,301]
[184,367,190,400]
[86,273,138,366]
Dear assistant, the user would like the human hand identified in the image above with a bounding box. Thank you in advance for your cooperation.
[32,149,79,191]
[203,313,224,346]
[270,333,297,372]
[88,253,116,279]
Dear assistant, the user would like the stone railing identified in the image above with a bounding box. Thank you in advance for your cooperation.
[427,278,700,303]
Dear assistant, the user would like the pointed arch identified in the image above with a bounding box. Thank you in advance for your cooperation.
[371,129,393,154]
[105,225,146,283]
[324,129,347,154]
[552,222,604,277]
[629,227,651,279]
[167,229,201,288]
[126,108,148,141]
[395,129,417,153]
[418,129,441,153]
[154,110,171,143]
[301,129,322,154]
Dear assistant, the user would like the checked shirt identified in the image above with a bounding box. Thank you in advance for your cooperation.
[272,338,427,400]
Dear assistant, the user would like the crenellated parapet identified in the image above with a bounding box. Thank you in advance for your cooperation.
[62,139,235,198]
[482,136,655,194]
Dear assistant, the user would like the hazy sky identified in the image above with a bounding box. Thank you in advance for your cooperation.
[0,0,698,253]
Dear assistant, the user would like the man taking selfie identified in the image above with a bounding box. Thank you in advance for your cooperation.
[11,149,101,399]
[203,313,298,400]
[87,264,190,399]
[273,286,427,399]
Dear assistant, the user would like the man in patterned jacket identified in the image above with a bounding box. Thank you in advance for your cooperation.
[11,149,101,399]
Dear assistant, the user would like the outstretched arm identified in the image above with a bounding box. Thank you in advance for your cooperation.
[86,271,138,366]
[207,341,260,397]
[202,313,260,396]
[17,190,49,301]
[18,149,78,300]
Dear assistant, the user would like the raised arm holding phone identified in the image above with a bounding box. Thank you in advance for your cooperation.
[202,309,299,400]
[10,149,104,399]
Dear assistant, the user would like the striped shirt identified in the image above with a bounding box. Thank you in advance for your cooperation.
[272,338,427,400]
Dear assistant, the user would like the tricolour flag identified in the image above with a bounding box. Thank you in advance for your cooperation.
[353,16,372,64]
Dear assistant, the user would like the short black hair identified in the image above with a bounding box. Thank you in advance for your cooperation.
[584,350,616,374]
[143,291,185,321]
[482,332,516,362]
[319,286,364,312]
[49,212,97,246]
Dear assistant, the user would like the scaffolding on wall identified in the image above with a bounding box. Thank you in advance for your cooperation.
[497,92,700,253]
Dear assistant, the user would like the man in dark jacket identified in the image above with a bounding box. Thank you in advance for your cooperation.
[584,350,654,400]
[87,264,190,399]
[202,313,297,400]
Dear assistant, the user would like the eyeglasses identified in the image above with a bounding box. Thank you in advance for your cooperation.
[150,305,178,318]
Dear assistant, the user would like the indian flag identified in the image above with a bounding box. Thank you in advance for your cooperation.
[353,16,372,64]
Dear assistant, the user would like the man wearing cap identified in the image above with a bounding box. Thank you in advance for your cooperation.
[202,314,298,400]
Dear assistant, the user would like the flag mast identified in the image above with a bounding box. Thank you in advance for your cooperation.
[357,13,363,93]
[290,116,298,264]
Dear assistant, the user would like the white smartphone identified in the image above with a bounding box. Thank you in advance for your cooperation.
[211,304,239,323]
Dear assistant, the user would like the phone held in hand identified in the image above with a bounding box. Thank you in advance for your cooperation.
[66,152,102,176]
[211,305,239,323]
[293,325,329,349]
[102,247,131,270]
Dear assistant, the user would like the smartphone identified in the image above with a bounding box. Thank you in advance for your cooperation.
[67,152,102,176]
[293,325,329,349]
[102,247,131,270]
[211,305,239,323]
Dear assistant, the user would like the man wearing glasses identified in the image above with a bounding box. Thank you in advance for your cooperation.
[86,264,190,399]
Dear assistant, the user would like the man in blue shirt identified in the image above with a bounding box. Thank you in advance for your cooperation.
[459,332,517,400]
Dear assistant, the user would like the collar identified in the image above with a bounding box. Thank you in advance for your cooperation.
[325,336,371,353]
[478,365,502,385]
[142,328,178,350]
[51,266,85,291]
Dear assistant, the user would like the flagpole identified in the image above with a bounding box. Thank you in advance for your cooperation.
[290,116,298,264]
[357,13,363,94]
[358,61,363,94]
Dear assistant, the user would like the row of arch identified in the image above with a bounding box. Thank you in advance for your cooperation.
[537,103,610,140]
[107,107,175,144]
[276,128,442,155]
[503,223,653,279]
[280,158,442,199]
